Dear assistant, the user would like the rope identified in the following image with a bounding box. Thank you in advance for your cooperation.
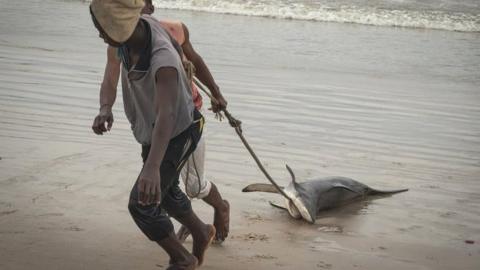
[183,60,196,82]
[184,148,202,199]
[192,77,291,201]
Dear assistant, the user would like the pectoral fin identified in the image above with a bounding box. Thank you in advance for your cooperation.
[269,201,288,211]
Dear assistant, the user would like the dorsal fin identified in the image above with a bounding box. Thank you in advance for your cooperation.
[285,164,297,185]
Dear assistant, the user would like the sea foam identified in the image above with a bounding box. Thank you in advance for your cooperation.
[152,0,480,32]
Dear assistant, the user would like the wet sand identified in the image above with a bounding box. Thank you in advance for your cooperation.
[1,0,479,269]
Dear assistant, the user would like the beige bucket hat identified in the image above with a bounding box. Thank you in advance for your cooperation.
[90,0,145,43]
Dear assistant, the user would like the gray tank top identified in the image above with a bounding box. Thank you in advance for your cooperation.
[121,15,194,145]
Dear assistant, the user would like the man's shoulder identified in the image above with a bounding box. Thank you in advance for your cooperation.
[141,16,183,71]
[141,14,186,45]
[158,19,185,45]
[158,18,183,28]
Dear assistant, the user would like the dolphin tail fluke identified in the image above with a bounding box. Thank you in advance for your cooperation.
[369,188,409,195]
[242,183,283,193]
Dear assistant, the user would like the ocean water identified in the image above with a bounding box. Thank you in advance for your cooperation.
[153,0,480,32]
[0,0,478,180]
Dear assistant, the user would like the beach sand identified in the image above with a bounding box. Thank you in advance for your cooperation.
[1,0,479,269]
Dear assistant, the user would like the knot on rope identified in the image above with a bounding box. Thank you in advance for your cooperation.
[183,60,196,81]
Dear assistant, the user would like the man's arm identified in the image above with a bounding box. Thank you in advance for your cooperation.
[92,46,121,135]
[180,23,227,113]
[137,67,179,205]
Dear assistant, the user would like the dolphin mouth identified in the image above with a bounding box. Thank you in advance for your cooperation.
[283,189,315,223]
[285,198,301,219]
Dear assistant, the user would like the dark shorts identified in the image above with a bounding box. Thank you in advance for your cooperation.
[128,109,204,241]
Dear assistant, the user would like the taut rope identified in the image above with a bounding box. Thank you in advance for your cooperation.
[193,77,292,200]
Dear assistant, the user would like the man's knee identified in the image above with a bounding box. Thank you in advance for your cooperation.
[127,199,173,241]
[185,181,201,198]
[162,185,193,217]
[127,199,138,216]
[185,179,211,199]
[127,199,147,223]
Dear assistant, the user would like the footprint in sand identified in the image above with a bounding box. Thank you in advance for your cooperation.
[233,233,269,242]
[316,261,333,269]
[398,224,422,232]
[252,254,277,260]
[243,211,272,222]
[317,224,343,233]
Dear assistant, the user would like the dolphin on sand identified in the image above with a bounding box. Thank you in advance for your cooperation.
[242,165,408,223]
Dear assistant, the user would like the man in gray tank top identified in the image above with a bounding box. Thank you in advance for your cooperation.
[97,0,231,245]
[89,0,214,268]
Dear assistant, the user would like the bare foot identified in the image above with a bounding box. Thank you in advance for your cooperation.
[192,224,215,266]
[213,200,230,243]
[167,254,197,270]
[176,225,191,243]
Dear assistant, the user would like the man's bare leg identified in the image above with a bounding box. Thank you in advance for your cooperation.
[177,183,230,243]
[172,210,215,266]
[157,233,197,270]
[176,225,191,243]
[203,183,230,242]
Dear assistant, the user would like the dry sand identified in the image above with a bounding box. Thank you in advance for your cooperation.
[1,0,480,269]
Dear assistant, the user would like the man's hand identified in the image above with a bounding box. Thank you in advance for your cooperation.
[92,105,114,135]
[137,163,161,206]
[210,93,227,113]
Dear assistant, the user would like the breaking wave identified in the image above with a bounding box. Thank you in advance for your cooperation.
[152,0,480,32]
